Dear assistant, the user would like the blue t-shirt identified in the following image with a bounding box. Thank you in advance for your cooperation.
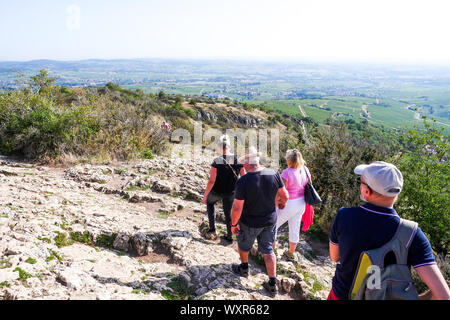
[235,168,284,228]
[329,202,436,300]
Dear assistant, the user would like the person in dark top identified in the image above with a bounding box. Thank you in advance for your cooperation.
[202,135,245,242]
[230,146,289,297]
[328,161,450,300]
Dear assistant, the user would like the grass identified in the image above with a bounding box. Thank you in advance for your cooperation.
[46,249,63,262]
[115,168,128,175]
[25,257,37,264]
[37,236,51,244]
[0,258,12,269]
[70,231,94,246]
[161,277,192,300]
[53,231,74,248]
[132,289,150,295]
[157,212,171,219]
[69,230,117,249]
[14,267,33,282]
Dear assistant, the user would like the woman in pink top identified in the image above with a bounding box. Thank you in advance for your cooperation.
[275,149,310,261]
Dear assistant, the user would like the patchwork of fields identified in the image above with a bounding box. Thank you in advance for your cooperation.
[250,95,449,131]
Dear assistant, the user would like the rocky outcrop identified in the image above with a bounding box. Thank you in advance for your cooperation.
[0,155,335,300]
[195,109,265,128]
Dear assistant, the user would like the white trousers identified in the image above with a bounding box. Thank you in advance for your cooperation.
[276,196,306,243]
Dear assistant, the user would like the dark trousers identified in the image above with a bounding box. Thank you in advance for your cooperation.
[206,191,234,237]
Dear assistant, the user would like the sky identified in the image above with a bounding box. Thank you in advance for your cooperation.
[1,0,450,65]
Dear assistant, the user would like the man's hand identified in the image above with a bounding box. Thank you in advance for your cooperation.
[231,225,240,235]
[202,195,208,205]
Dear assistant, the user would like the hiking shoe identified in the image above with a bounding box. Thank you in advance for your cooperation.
[231,264,249,277]
[283,250,297,262]
[263,280,278,297]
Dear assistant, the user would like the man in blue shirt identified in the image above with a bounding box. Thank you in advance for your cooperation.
[328,161,450,300]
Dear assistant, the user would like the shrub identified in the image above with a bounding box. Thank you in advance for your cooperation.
[298,121,394,233]
[70,231,94,246]
[0,70,170,162]
[95,233,117,248]
[395,120,449,254]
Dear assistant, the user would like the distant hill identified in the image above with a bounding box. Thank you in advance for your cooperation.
[0,59,449,132]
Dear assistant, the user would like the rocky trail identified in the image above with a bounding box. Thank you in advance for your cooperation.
[0,155,335,300]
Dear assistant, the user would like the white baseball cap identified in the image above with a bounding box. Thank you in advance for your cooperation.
[354,161,403,197]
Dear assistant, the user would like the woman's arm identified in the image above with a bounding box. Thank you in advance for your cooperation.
[202,167,217,204]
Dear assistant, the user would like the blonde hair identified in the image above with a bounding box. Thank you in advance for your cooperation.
[286,149,305,169]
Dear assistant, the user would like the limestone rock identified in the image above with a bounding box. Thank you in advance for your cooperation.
[130,232,155,256]
[152,180,180,194]
[113,232,130,252]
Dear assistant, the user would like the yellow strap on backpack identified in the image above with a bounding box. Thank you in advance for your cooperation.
[350,252,372,300]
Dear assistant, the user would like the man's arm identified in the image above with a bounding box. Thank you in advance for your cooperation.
[329,242,340,263]
[275,178,288,209]
[415,264,450,300]
[202,167,217,204]
[231,199,244,234]
[277,186,289,209]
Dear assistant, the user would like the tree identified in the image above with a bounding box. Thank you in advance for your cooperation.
[28,68,56,95]
[395,120,449,254]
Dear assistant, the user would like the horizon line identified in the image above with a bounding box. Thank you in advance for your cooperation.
[2,57,450,68]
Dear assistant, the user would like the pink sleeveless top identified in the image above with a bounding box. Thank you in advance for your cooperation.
[280,167,308,200]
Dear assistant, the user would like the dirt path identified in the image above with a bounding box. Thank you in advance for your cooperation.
[361,104,371,118]
[298,105,307,117]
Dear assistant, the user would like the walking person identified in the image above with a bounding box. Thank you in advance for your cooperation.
[202,135,245,242]
[274,149,311,261]
[231,146,289,297]
[328,161,450,300]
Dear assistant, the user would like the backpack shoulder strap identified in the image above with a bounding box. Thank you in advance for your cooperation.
[222,155,239,180]
[390,218,418,264]
[396,218,418,250]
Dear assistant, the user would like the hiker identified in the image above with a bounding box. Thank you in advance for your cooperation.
[230,146,289,297]
[161,120,170,134]
[202,135,245,242]
[328,161,450,300]
[274,149,311,261]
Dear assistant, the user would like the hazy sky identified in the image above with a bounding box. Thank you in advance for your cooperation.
[1,0,450,65]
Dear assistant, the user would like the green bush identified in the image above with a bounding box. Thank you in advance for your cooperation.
[395,120,449,254]
[0,71,169,161]
[0,90,100,159]
[296,121,394,233]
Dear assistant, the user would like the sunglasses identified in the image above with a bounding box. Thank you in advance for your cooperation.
[357,176,373,192]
